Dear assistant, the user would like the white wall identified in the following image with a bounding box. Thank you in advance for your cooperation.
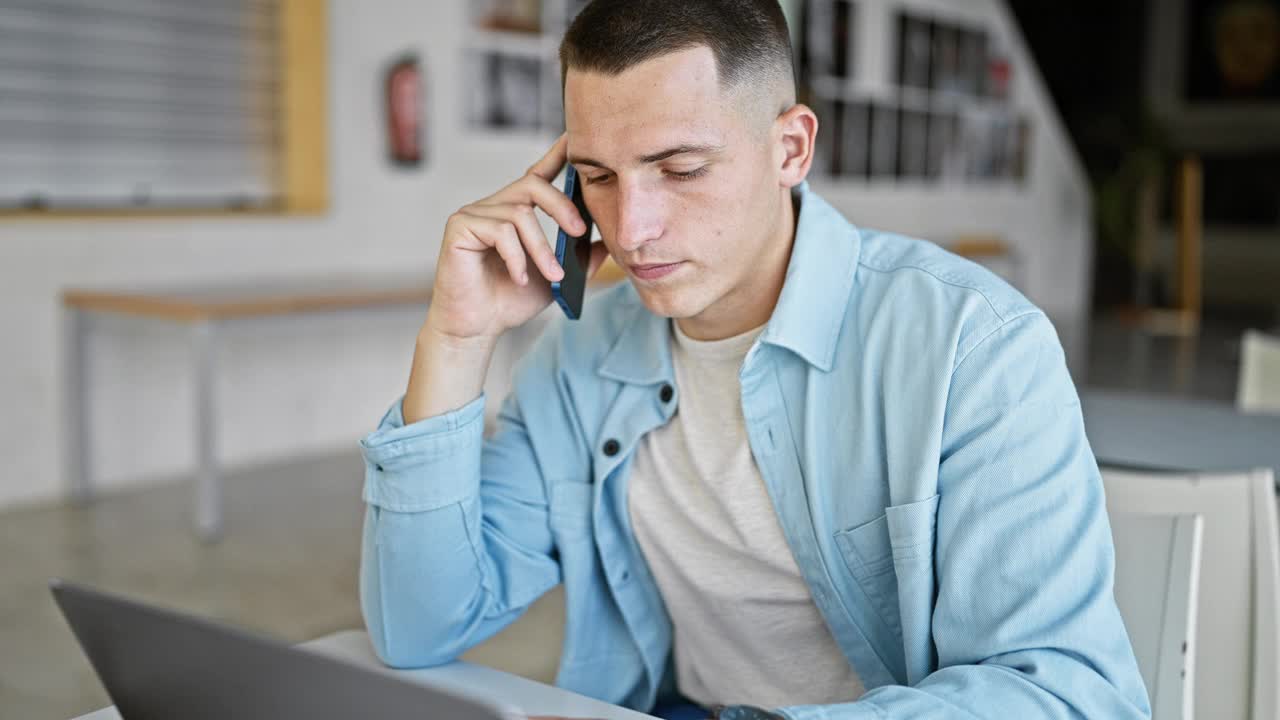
[0,0,1090,511]
[0,0,528,509]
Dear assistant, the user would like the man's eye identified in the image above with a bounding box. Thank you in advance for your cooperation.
[666,167,709,181]
[585,174,612,185]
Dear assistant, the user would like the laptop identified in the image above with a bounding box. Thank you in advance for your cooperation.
[51,578,525,720]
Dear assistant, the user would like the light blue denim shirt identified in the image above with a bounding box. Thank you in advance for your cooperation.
[359,183,1150,719]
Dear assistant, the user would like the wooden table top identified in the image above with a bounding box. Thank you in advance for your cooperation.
[62,274,435,323]
[62,259,629,324]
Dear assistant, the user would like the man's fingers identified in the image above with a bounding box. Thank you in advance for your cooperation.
[442,134,588,292]
[512,178,588,240]
[485,169,586,241]
[492,225,529,286]
[466,203,564,283]
[486,134,588,238]
[455,211,529,285]
[507,204,565,282]
[526,132,569,181]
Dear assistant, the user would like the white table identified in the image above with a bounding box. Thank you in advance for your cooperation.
[72,629,656,720]
[1080,388,1280,479]
[62,276,432,542]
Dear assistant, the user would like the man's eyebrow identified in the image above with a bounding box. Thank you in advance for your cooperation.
[638,143,725,163]
[569,143,725,169]
[568,155,609,169]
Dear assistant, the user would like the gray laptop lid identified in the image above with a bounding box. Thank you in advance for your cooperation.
[50,578,522,720]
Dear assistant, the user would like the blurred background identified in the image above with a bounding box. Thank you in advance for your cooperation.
[1,1,1278,718]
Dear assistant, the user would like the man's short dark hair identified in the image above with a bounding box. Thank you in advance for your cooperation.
[559,0,796,97]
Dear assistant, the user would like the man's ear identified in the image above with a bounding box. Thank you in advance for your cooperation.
[775,104,817,189]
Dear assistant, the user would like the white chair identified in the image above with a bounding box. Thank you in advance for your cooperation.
[1103,467,1280,720]
[1108,511,1203,720]
[1238,330,1280,414]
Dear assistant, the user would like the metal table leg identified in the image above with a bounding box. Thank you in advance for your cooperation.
[65,307,92,504]
[192,320,223,542]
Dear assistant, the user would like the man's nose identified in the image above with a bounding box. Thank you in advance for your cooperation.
[613,181,663,253]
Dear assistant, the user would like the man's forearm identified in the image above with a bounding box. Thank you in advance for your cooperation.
[402,324,497,424]
[361,332,561,669]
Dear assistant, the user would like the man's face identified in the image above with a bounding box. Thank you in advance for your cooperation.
[564,46,787,324]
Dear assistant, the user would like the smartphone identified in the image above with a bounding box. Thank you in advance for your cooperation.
[551,165,595,320]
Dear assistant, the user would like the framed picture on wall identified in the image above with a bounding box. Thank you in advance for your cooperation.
[1143,0,1280,149]
[1184,0,1280,102]
[465,51,544,130]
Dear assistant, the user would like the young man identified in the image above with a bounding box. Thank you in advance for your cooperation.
[359,2,1150,719]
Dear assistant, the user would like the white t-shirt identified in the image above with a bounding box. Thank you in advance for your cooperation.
[627,320,867,709]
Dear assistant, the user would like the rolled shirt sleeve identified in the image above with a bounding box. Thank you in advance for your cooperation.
[360,394,486,513]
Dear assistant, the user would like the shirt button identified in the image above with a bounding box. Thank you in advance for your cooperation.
[375,464,384,472]
[603,438,621,457]
[659,383,674,403]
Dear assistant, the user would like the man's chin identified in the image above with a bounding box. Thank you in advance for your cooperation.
[629,282,704,320]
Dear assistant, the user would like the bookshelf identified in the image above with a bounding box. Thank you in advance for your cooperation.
[462,0,588,135]
[798,0,1032,185]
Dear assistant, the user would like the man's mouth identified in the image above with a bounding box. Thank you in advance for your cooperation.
[628,262,684,281]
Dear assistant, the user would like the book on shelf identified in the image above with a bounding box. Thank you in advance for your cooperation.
[805,0,856,80]
[870,103,899,179]
[897,107,929,179]
[897,13,932,90]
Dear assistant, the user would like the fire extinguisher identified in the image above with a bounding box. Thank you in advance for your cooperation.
[385,54,423,167]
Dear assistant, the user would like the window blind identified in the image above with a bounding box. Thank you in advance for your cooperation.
[0,0,282,210]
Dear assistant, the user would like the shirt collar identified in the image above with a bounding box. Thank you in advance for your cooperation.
[597,181,862,384]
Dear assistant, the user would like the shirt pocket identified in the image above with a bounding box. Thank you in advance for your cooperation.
[834,512,903,639]
[883,494,941,685]
[833,495,942,647]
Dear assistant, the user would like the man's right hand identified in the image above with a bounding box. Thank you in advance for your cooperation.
[425,132,602,344]
[402,134,606,424]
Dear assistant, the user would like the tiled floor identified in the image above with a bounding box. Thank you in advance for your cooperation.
[2,310,1273,720]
